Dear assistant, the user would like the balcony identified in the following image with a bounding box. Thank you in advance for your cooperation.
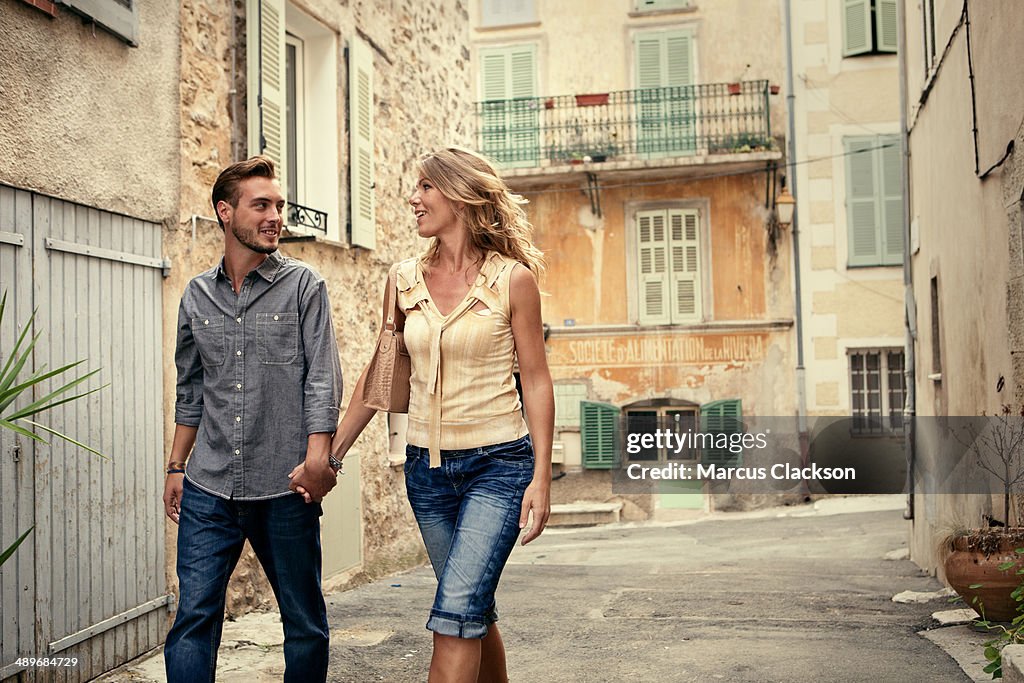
[474,80,780,183]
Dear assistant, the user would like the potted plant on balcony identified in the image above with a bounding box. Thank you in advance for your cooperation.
[943,406,1024,623]
[575,92,610,107]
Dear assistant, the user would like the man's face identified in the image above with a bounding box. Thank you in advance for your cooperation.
[220,176,285,254]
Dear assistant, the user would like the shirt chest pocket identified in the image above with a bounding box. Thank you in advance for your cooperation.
[191,315,226,367]
[256,312,299,364]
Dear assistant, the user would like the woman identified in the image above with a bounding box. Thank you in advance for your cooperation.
[326,147,553,682]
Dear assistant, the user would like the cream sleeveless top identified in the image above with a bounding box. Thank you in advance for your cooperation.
[396,251,528,468]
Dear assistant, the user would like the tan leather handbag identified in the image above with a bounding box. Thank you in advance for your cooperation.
[362,263,410,413]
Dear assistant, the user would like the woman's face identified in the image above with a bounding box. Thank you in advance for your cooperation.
[409,177,461,239]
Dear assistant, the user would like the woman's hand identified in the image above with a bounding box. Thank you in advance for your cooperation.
[519,478,551,545]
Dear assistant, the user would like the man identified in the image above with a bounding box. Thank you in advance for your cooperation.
[162,156,343,682]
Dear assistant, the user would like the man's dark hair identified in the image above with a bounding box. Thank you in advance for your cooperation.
[211,155,276,229]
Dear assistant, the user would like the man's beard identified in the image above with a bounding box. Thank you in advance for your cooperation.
[231,224,277,254]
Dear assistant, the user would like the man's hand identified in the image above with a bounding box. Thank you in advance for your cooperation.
[163,473,185,524]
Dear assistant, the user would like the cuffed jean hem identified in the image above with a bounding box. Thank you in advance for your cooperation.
[426,608,498,639]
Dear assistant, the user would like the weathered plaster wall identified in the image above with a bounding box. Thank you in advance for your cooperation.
[0,0,180,222]
[526,174,780,326]
[169,0,473,614]
[904,0,1021,574]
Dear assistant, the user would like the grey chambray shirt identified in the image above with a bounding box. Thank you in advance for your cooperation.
[174,251,343,500]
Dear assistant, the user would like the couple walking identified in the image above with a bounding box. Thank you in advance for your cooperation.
[161,147,554,682]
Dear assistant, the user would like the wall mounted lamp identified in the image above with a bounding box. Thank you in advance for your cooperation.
[775,186,795,229]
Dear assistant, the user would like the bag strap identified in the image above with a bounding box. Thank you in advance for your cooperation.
[384,262,401,332]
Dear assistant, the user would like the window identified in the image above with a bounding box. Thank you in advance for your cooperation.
[922,0,937,71]
[635,28,695,156]
[480,0,535,27]
[842,0,898,57]
[636,208,702,325]
[553,384,588,429]
[59,0,139,45]
[930,276,942,378]
[635,0,691,11]
[247,1,345,242]
[849,349,905,433]
[580,401,618,469]
[478,44,538,166]
[845,135,902,266]
[699,399,743,465]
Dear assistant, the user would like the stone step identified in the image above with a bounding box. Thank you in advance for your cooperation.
[548,502,623,527]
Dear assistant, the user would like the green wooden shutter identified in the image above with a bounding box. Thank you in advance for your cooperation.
[637,210,671,325]
[842,0,872,56]
[700,399,742,465]
[349,35,375,248]
[581,401,620,469]
[247,0,288,196]
[479,45,538,166]
[635,29,694,156]
[846,137,881,265]
[668,209,701,321]
[876,0,899,53]
[879,135,903,264]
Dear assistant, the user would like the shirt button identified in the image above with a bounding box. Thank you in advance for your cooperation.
[235,416,241,422]
[236,317,242,324]
[236,383,242,390]
[236,350,241,356]
[273,315,279,321]
[203,319,209,325]
[235,449,240,455]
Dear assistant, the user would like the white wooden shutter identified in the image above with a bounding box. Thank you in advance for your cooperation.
[669,209,701,320]
[349,35,375,249]
[876,0,899,53]
[880,135,903,264]
[246,0,287,196]
[846,137,881,265]
[637,210,671,325]
[842,0,872,56]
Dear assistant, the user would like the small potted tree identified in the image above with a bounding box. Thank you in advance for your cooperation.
[944,405,1024,622]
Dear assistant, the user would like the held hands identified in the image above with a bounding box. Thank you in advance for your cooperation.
[519,478,551,545]
[288,455,337,504]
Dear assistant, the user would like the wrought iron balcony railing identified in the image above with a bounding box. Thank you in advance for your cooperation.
[474,80,774,169]
[287,201,327,234]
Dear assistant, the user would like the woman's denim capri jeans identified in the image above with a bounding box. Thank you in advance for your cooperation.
[404,434,534,638]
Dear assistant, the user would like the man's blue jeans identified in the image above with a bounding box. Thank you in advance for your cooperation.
[164,478,329,683]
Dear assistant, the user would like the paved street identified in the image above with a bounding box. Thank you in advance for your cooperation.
[100,497,970,682]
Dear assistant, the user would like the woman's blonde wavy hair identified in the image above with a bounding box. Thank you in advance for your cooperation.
[416,147,545,275]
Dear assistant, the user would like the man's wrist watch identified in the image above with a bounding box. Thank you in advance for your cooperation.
[328,453,344,475]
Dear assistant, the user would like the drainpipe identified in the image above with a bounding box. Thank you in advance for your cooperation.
[783,0,809,464]
[897,0,917,520]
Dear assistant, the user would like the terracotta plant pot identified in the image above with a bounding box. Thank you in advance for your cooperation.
[944,533,1024,622]
[727,83,742,96]
[575,93,609,107]
[770,84,781,95]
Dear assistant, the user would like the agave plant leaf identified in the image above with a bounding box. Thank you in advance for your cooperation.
[0,417,45,442]
[5,371,104,420]
[21,420,108,459]
[0,526,34,567]
[0,360,90,413]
